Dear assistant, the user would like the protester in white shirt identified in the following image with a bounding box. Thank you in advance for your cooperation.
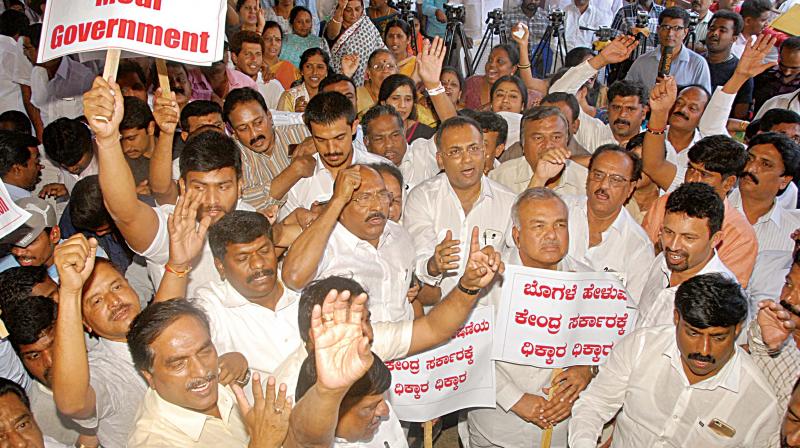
[636,182,736,327]
[755,88,800,119]
[50,236,147,448]
[0,131,41,201]
[564,145,654,301]
[468,188,595,448]
[0,378,74,448]
[564,0,613,51]
[405,116,517,303]
[283,165,417,322]
[0,10,29,116]
[569,273,780,447]
[41,118,98,199]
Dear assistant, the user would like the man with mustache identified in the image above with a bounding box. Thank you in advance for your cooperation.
[283,165,418,322]
[570,273,780,447]
[0,378,74,448]
[562,145,655,303]
[637,182,737,327]
[0,131,42,201]
[468,188,596,448]
[705,11,753,120]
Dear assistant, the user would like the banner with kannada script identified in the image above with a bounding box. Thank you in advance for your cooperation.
[492,265,636,368]
[386,306,495,422]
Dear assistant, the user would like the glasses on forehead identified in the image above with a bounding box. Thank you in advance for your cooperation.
[351,191,393,206]
[588,169,632,187]
[442,145,484,159]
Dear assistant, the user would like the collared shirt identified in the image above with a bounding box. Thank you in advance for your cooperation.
[77,338,147,448]
[694,11,713,43]
[0,337,30,390]
[404,174,517,295]
[489,156,588,196]
[28,382,83,446]
[635,251,735,328]
[753,67,800,114]
[0,35,26,114]
[30,57,93,126]
[642,195,758,287]
[399,137,439,192]
[4,182,30,201]
[194,280,302,376]
[728,188,800,253]
[255,74,284,110]
[626,46,712,93]
[610,2,664,52]
[747,249,792,304]
[135,201,255,296]
[314,221,416,322]
[755,87,800,119]
[334,403,408,448]
[128,385,248,447]
[664,128,702,193]
[568,325,780,448]
[564,2,613,51]
[279,150,389,219]
[563,195,654,302]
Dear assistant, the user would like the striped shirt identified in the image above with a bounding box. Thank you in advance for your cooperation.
[728,188,800,253]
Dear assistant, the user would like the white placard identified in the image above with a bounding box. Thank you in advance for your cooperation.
[0,183,30,240]
[386,306,495,422]
[38,0,226,65]
[492,264,636,368]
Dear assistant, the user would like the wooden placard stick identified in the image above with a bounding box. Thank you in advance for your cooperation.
[540,367,564,448]
[102,48,121,82]
[423,420,433,448]
[155,58,172,96]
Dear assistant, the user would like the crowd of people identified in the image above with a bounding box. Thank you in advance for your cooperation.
[0,0,800,446]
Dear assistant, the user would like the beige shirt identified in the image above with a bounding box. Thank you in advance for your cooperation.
[127,386,249,447]
[489,157,588,197]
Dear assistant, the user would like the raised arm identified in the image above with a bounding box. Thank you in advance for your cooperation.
[51,235,99,419]
[418,37,457,122]
[641,76,678,191]
[269,138,316,202]
[281,167,361,290]
[149,89,181,205]
[510,23,548,96]
[550,35,638,95]
[84,77,160,253]
[408,226,504,355]
[325,0,347,40]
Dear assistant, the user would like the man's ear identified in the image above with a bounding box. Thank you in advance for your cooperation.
[673,309,680,326]
[50,226,61,244]
[351,118,360,136]
[494,143,506,158]
[780,175,793,191]
[710,230,723,249]
[512,225,520,248]
[147,121,156,136]
[140,369,154,388]
[722,174,737,194]
[213,258,226,279]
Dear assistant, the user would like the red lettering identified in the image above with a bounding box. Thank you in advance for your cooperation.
[164,29,179,48]
[91,20,106,41]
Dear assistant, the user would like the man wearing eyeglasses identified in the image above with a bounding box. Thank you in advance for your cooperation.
[282,164,419,322]
[625,7,712,92]
[562,144,654,303]
[753,37,800,115]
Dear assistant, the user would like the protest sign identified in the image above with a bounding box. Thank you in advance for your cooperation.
[492,265,635,368]
[386,306,495,422]
[38,0,226,65]
[0,183,30,241]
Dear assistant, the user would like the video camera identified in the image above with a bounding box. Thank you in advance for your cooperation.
[548,9,565,27]
[595,26,613,42]
[687,11,699,30]
[635,10,649,29]
[443,3,465,23]
[487,8,504,23]
[395,0,412,13]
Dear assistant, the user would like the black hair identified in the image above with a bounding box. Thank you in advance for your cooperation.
[674,273,748,328]
[490,75,528,110]
[383,18,412,42]
[490,43,520,67]
[319,73,357,94]
[626,132,646,151]
[236,0,253,11]
[564,47,595,67]
[303,91,357,127]
[747,132,800,177]
[709,10,744,36]
[687,135,747,179]
[118,59,148,89]
[24,21,41,48]
[520,106,571,145]
[541,92,581,122]
[262,20,284,39]
[759,108,800,133]
[361,104,404,135]
[0,377,29,409]
[3,295,56,351]
[42,118,92,167]
[378,74,418,121]
[666,182,725,236]
[678,84,711,102]
[229,30,263,55]
[0,130,37,177]
[0,265,49,311]
[208,210,273,260]
[289,5,312,24]
[128,298,211,373]
[782,36,800,54]
[740,0,773,19]
[178,130,242,180]
[299,47,332,79]
[440,66,464,91]
[68,175,113,233]
[0,110,32,135]
[589,144,643,182]
[434,116,483,148]
[298,276,367,343]
[607,80,648,106]
[0,9,27,37]
[367,162,404,190]
[180,100,223,132]
[746,119,761,143]
[223,87,269,125]
[458,109,508,146]
[120,96,155,133]
[659,6,691,27]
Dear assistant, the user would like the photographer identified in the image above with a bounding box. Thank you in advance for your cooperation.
[564,0,614,51]
[504,0,550,44]
[610,0,664,53]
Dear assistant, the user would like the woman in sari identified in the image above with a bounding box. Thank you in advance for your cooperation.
[489,75,527,114]
[262,21,301,90]
[367,0,398,33]
[440,66,464,110]
[356,48,397,115]
[277,47,330,112]
[383,19,418,81]
[282,6,330,68]
[236,0,265,33]
[379,74,435,143]
[324,0,387,85]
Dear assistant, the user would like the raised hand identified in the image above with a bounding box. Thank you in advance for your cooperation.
[757,300,796,351]
[648,76,677,115]
[593,35,638,68]
[167,184,211,271]
[531,147,570,187]
[311,289,374,391]
[218,351,249,386]
[418,37,447,88]
[83,76,124,141]
[427,230,461,277]
[153,88,180,135]
[459,226,504,291]
[510,22,530,49]
[294,96,308,113]
[233,374,292,448]
[332,166,362,204]
[341,53,360,79]
[54,234,99,295]
[734,33,778,79]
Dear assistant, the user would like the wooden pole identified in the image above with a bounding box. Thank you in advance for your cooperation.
[102,48,121,82]
[155,58,171,96]
[423,420,433,448]
[540,368,564,448]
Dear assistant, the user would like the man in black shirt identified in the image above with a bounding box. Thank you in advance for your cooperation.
[705,10,752,119]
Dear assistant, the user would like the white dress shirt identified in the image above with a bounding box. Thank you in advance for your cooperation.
[489,157,588,196]
[568,325,780,448]
[635,251,736,328]
[664,128,702,193]
[399,137,439,192]
[564,2,613,51]
[58,152,98,194]
[314,221,416,323]
[403,173,517,296]
[30,57,92,127]
[0,35,26,115]
[134,201,255,295]
[728,188,800,253]
[747,249,792,304]
[193,280,302,376]
[255,73,284,110]
[334,403,408,448]
[563,195,654,301]
[3,182,30,201]
[279,150,389,219]
[28,382,82,445]
[755,88,800,119]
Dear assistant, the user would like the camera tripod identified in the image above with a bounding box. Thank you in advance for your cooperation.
[444,18,474,77]
[467,11,507,76]
[684,27,698,52]
[396,5,420,54]
[531,20,568,78]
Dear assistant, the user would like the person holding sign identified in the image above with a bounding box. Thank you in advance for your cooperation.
[469,188,595,448]
[569,273,780,447]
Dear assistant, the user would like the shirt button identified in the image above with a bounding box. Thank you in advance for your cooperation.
[672,415,678,420]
